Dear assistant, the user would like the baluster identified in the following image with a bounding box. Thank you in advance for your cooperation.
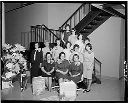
[28,32,29,48]
[79,9,80,22]
[74,14,76,27]
[43,28,44,42]
[21,32,22,45]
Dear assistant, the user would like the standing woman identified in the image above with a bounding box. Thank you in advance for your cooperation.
[51,39,63,62]
[41,52,55,92]
[74,34,84,53]
[42,41,51,60]
[63,42,72,61]
[68,29,78,49]
[83,43,94,92]
[61,24,72,45]
[55,52,70,85]
[30,43,43,84]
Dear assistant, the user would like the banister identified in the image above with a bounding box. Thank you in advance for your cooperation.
[41,24,60,39]
[61,3,86,29]
[94,57,102,64]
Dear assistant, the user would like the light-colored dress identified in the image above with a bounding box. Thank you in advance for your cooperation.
[83,50,94,79]
[63,48,72,61]
[74,40,84,53]
[68,35,77,46]
[42,47,51,59]
[51,46,63,62]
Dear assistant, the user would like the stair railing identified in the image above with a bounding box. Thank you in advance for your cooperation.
[94,57,102,82]
[21,24,61,48]
[60,3,91,30]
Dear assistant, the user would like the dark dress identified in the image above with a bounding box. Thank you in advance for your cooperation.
[55,59,70,80]
[30,50,43,83]
[69,62,83,84]
[41,60,55,77]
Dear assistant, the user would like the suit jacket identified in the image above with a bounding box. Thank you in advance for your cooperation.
[30,49,43,64]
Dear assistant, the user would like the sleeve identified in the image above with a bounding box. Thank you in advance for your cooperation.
[54,62,58,70]
[41,60,45,67]
[79,63,83,75]
[30,50,34,63]
[40,50,43,63]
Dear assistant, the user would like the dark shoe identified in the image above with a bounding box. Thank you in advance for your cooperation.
[83,89,91,93]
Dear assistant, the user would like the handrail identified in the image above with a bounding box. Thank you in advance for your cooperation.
[94,57,102,64]
[41,24,60,39]
[60,3,86,29]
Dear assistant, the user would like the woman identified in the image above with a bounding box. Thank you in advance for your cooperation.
[69,44,83,63]
[42,41,51,60]
[61,24,72,45]
[68,29,78,48]
[30,43,43,83]
[74,34,84,53]
[41,52,55,92]
[83,43,94,92]
[69,54,83,84]
[51,39,63,62]
[55,52,70,85]
[63,42,72,61]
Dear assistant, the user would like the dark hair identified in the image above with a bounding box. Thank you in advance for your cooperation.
[45,52,52,60]
[65,24,71,29]
[73,44,79,50]
[56,38,61,42]
[73,54,79,62]
[85,43,92,51]
[59,52,65,59]
[85,37,90,42]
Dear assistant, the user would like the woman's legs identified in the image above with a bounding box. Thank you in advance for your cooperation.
[48,77,52,92]
[87,79,92,91]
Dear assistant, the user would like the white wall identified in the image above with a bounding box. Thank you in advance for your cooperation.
[5,3,48,45]
[48,3,81,29]
[5,3,81,47]
[88,17,122,78]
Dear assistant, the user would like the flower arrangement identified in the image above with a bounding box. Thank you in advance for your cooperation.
[1,43,27,89]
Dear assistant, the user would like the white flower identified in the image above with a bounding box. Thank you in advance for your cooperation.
[4,54,12,60]
[5,72,16,78]
[2,43,12,50]
[6,63,13,69]
[14,44,26,52]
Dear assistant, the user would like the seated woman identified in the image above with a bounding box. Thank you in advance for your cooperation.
[69,54,83,84]
[41,52,55,92]
[55,52,70,85]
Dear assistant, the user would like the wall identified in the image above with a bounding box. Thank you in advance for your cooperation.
[48,3,81,29]
[5,3,81,48]
[5,3,48,46]
[88,17,122,78]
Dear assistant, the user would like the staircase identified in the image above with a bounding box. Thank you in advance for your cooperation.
[21,3,125,84]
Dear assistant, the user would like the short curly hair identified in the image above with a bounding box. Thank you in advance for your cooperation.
[59,52,65,59]
[85,43,92,50]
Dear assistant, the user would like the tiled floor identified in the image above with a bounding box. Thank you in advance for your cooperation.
[1,76,125,101]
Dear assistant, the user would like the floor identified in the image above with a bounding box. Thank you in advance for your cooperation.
[1,76,125,101]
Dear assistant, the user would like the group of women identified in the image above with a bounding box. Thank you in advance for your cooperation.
[30,24,94,93]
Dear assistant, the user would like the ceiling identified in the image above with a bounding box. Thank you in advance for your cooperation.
[2,3,125,15]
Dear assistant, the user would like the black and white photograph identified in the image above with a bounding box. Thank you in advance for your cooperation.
[1,1,127,101]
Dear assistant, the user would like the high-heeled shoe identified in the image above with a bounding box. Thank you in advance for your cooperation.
[83,89,91,93]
